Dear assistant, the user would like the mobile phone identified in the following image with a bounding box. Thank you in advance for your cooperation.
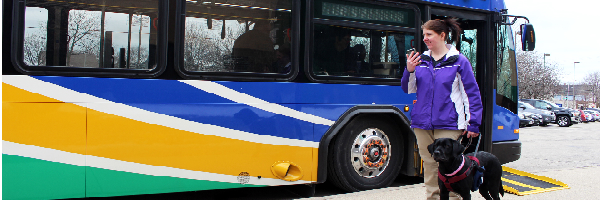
[406,48,416,54]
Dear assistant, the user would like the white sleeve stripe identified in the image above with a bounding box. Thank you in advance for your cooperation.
[450,73,469,130]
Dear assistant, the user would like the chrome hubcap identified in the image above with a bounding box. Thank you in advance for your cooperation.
[558,116,567,126]
[351,128,391,178]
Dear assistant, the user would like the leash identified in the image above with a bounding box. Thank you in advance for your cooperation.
[458,133,481,157]
[473,133,481,157]
[460,137,472,154]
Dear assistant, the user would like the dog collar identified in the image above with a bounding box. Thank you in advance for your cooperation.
[445,155,465,176]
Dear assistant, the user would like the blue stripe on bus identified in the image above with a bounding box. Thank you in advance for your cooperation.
[217,81,412,105]
[33,76,415,106]
[33,76,233,104]
[131,103,345,142]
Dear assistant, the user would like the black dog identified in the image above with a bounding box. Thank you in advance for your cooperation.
[427,138,504,200]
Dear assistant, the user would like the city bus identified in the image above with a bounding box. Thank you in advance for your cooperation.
[2,0,535,198]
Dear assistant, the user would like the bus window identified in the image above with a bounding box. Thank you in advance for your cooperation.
[21,0,160,70]
[183,0,292,74]
[460,29,477,75]
[496,24,518,113]
[312,25,414,78]
[310,0,418,82]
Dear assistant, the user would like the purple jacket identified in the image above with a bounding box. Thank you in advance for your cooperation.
[401,45,483,133]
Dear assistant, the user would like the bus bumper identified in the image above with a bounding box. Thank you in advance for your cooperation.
[492,140,521,165]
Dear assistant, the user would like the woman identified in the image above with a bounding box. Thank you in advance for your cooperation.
[401,18,483,200]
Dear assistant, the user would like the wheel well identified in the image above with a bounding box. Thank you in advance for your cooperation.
[316,105,414,183]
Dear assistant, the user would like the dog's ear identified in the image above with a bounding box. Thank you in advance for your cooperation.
[427,139,438,156]
[452,140,465,157]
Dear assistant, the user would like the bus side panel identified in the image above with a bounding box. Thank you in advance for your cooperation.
[2,85,87,200]
[5,76,320,197]
[491,92,520,142]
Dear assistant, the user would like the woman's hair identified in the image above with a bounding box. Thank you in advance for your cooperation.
[422,18,462,44]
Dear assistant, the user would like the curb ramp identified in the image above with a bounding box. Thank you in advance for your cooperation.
[501,166,569,196]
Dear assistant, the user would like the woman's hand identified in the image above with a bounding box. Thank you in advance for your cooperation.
[462,130,480,138]
[406,51,421,72]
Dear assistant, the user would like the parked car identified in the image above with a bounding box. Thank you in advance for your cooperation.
[518,111,539,127]
[583,110,597,122]
[578,110,588,123]
[518,101,555,126]
[530,113,542,126]
[587,110,600,121]
[586,108,600,113]
[518,113,532,128]
[520,99,577,127]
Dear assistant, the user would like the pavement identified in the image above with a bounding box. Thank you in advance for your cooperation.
[303,122,600,200]
[303,165,599,199]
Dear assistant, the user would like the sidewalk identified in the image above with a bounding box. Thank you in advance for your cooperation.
[305,166,599,200]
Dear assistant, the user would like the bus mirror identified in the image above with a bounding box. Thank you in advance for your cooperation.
[521,24,535,51]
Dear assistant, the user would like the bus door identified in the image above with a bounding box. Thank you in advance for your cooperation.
[425,8,493,153]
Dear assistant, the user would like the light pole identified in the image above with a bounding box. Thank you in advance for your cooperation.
[565,83,571,108]
[543,53,550,68]
[574,61,580,109]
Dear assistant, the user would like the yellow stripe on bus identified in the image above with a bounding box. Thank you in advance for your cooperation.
[87,108,315,181]
[3,102,87,155]
[3,83,62,103]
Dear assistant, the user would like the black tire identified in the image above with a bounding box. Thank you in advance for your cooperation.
[557,115,571,127]
[327,116,404,192]
[540,122,548,126]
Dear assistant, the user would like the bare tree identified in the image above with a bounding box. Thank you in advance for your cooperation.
[66,10,101,66]
[583,71,600,107]
[184,19,245,72]
[516,51,562,100]
[23,32,47,66]
[127,46,149,69]
[131,14,150,68]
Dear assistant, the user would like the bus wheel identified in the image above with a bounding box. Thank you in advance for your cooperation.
[327,117,404,192]
[557,115,570,127]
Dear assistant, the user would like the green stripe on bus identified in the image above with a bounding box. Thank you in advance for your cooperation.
[2,154,86,200]
[86,163,264,197]
[3,154,265,199]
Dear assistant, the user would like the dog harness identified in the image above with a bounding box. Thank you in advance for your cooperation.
[438,155,483,192]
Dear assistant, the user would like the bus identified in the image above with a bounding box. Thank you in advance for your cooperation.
[2,0,535,198]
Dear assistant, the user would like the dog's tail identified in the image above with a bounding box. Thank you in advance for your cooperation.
[499,181,505,197]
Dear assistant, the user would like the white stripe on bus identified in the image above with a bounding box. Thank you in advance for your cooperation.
[179,80,335,126]
[2,141,312,185]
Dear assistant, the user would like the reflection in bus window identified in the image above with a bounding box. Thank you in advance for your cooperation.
[22,0,159,69]
[496,24,518,113]
[312,24,414,78]
[461,30,477,75]
[184,0,292,74]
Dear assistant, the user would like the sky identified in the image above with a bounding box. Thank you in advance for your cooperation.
[504,0,600,84]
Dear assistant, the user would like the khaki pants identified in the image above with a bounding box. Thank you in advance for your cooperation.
[414,128,462,200]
